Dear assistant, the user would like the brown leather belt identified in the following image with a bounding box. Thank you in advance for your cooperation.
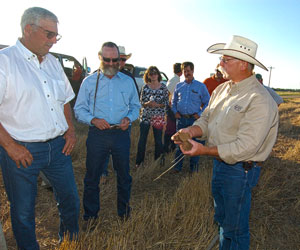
[216,158,255,171]
[180,113,195,119]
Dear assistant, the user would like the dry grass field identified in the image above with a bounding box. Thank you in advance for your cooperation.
[1,97,300,250]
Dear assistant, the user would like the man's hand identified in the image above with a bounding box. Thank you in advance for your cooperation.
[180,139,219,158]
[63,128,76,156]
[5,142,33,168]
[91,118,110,130]
[171,128,193,145]
[179,139,206,156]
[175,112,181,119]
[120,117,130,131]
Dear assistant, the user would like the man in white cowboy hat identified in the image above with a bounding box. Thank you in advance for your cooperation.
[172,35,279,249]
[118,45,139,95]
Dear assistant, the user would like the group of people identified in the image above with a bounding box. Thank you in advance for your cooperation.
[0,6,281,250]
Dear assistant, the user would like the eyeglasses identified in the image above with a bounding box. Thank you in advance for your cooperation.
[149,72,158,76]
[120,58,127,62]
[31,24,62,41]
[102,57,119,63]
[219,56,237,63]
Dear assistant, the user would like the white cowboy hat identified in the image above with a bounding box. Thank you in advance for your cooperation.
[207,35,268,71]
[118,46,132,60]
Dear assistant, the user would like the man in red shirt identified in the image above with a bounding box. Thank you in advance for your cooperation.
[203,64,226,95]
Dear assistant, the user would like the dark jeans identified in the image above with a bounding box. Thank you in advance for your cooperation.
[136,121,163,165]
[101,125,132,177]
[212,159,261,250]
[0,136,80,250]
[83,126,132,219]
[174,117,204,172]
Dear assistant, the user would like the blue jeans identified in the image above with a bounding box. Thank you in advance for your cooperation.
[83,126,132,219]
[135,121,163,165]
[0,136,80,250]
[212,159,261,250]
[174,117,204,172]
[101,125,132,177]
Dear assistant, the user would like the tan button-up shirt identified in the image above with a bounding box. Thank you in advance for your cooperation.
[194,74,279,164]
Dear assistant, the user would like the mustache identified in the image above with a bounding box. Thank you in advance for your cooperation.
[100,62,119,76]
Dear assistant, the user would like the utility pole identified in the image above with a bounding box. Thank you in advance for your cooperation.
[268,66,274,87]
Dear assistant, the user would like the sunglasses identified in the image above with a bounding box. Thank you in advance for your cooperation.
[102,57,119,63]
[120,58,127,62]
[149,72,158,76]
[31,24,62,41]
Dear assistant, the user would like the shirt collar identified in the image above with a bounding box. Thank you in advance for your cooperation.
[229,74,256,94]
[16,39,51,64]
[100,70,122,80]
[184,78,195,84]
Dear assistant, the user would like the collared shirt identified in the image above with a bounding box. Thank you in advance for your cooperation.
[0,40,74,142]
[171,79,210,116]
[264,85,283,105]
[203,75,227,96]
[74,71,140,125]
[166,74,180,95]
[194,74,279,164]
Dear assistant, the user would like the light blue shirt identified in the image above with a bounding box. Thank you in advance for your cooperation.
[171,79,210,116]
[74,71,140,125]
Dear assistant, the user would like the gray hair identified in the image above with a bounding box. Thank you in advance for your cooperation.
[248,63,255,73]
[98,42,120,57]
[21,7,58,35]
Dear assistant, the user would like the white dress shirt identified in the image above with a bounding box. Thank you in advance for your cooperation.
[166,74,180,95]
[0,40,74,142]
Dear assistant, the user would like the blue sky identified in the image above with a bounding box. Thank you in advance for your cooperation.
[1,0,300,89]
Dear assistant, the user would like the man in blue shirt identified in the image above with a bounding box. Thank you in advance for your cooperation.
[74,42,140,221]
[171,61,210,172]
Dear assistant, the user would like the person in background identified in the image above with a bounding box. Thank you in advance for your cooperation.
[74,42,140,221]
[99,45,139,184]
[0,7,80,249]
[164,63,182,153]
[135,66,169,167]
[118,46,139,95]
[166,63,182,95]
[173,35,279,250]
[203,64,226,95]
[256,73,283,106]
[171,61,210,173]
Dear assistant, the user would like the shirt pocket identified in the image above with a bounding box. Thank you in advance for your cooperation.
[191,91,199,102]
[52,80,66,103]
[223,105,244,132]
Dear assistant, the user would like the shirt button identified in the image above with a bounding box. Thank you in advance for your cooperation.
[47,95,50,97]
[51,108,53,111]
[44,81,46,83]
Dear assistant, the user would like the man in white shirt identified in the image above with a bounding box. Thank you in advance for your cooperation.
[166,63,182,96]
[0,7,79,249]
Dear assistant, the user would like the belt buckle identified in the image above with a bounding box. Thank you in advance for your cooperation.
[243,161,253,172]
[110,124,121,130]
